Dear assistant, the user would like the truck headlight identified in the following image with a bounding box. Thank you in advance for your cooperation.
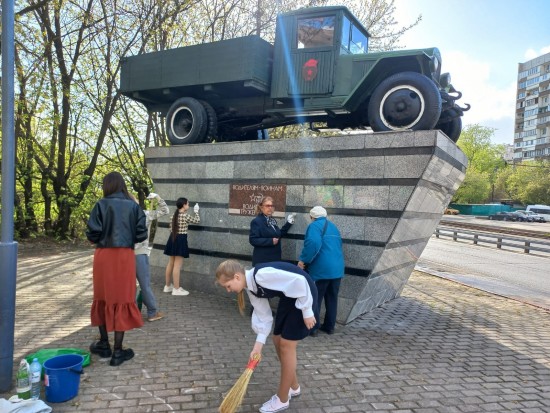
[440,72,451,89]
[430,56,440,74]
[429,48,442,78]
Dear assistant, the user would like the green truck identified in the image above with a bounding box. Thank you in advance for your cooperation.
[120,6,469,144]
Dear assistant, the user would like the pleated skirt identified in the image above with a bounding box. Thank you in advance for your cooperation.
[163,233,189,258]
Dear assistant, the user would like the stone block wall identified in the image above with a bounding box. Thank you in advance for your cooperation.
[145,130,467,323]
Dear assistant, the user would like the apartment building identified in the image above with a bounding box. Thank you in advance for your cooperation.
[514,52,550,161]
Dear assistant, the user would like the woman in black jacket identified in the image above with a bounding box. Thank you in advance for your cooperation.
[86,172,147,366]
[249,196,294,265]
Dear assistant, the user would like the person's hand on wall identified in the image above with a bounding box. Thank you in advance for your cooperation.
[286,213,296,224]
[194,203,200,213]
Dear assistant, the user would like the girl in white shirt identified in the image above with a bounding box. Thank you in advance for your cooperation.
[215,260,318,413]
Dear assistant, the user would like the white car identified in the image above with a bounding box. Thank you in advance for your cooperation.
[516,210,546,223]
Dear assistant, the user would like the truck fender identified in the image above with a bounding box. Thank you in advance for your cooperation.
[437,116,462,143]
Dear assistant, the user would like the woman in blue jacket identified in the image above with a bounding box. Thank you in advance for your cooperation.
[298,206,344,335]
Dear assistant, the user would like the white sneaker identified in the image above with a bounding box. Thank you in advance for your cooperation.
[259,395,289,413]
[172,287,189,296]
[289,385,301,398]
[163,284,173,293]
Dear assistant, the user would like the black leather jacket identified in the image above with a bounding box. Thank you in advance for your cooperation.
[86,192,147,248]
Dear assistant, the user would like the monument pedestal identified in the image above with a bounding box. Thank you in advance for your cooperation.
[145,130,467,323]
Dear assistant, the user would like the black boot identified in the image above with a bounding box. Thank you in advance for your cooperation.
[110,331,134,366]
[89,340,112,358]
[110,348,134,366]
[319,325,334,335]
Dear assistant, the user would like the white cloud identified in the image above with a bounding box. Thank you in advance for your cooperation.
[524,45,550,60]
[443,51,516,126]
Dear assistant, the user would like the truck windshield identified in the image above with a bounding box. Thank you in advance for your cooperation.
[297,16,335,49]
[350,25,367,54]
[341,16,367,54]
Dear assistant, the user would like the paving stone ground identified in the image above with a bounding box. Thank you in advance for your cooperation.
[1,245,549,413]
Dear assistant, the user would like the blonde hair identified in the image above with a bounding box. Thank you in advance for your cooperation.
[215,260,246,315]
[255,196,274,215]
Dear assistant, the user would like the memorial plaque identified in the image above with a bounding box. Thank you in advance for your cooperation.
[229,183,287,218]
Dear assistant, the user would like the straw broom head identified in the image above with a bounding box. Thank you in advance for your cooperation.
[219,354,261,413]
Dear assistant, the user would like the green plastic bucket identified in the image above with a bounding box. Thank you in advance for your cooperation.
[26,348,90,380]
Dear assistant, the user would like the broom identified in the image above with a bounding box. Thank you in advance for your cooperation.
[219,354,261,413]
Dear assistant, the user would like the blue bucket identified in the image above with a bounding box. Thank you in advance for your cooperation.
[43,354,84,403]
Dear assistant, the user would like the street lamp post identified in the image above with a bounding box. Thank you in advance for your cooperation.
[0,0,18,392]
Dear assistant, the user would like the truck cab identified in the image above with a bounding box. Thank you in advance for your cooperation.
[269,6,466,135]
[271,8,353,99]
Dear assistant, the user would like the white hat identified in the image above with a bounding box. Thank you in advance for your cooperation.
[310,206,327,219]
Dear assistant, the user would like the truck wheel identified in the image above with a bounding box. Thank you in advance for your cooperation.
[199,100,217,143]
[367,71,441,132]
[166,97,207,145]
[438,117,462,143]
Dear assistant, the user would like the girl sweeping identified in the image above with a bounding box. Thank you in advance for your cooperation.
[215,260,318,413]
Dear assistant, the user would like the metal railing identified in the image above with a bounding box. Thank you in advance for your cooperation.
[435,226,550,255]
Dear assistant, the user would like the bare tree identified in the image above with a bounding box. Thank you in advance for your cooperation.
[12,0,196,238]
[10,0,418,238]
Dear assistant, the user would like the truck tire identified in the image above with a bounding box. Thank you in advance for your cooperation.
[199,100,217,143]
[166,97,207,145]
[367,71,441,132]
[438,116,462,143]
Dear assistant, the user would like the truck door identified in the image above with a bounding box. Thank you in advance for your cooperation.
[291,15,335,95]
[271,14,337,98]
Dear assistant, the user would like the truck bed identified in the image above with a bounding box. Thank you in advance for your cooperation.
[120,36,273,106]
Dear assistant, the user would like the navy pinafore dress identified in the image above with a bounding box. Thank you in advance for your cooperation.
[251,262,319,340]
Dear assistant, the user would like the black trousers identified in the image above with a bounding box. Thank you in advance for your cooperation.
[314,278,342,331]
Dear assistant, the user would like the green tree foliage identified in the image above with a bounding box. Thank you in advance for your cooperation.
[453,170,491,204]
[501,161,550,205]
[454,124,550,205]
[492,164,515,202]
[456,124,506,174]
[453,124,507,204]
[11,0,194,239]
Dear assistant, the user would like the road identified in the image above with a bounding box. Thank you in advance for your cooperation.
[417,235,550,310]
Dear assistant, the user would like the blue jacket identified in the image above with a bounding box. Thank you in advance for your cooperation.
[249,214,292,265]
[299,217,344,281]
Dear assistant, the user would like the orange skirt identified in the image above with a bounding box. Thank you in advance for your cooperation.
[91,248,143,332]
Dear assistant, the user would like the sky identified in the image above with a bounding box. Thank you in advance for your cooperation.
[393,0,550,145]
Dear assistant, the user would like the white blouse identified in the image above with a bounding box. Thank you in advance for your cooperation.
[244,266,315,344]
